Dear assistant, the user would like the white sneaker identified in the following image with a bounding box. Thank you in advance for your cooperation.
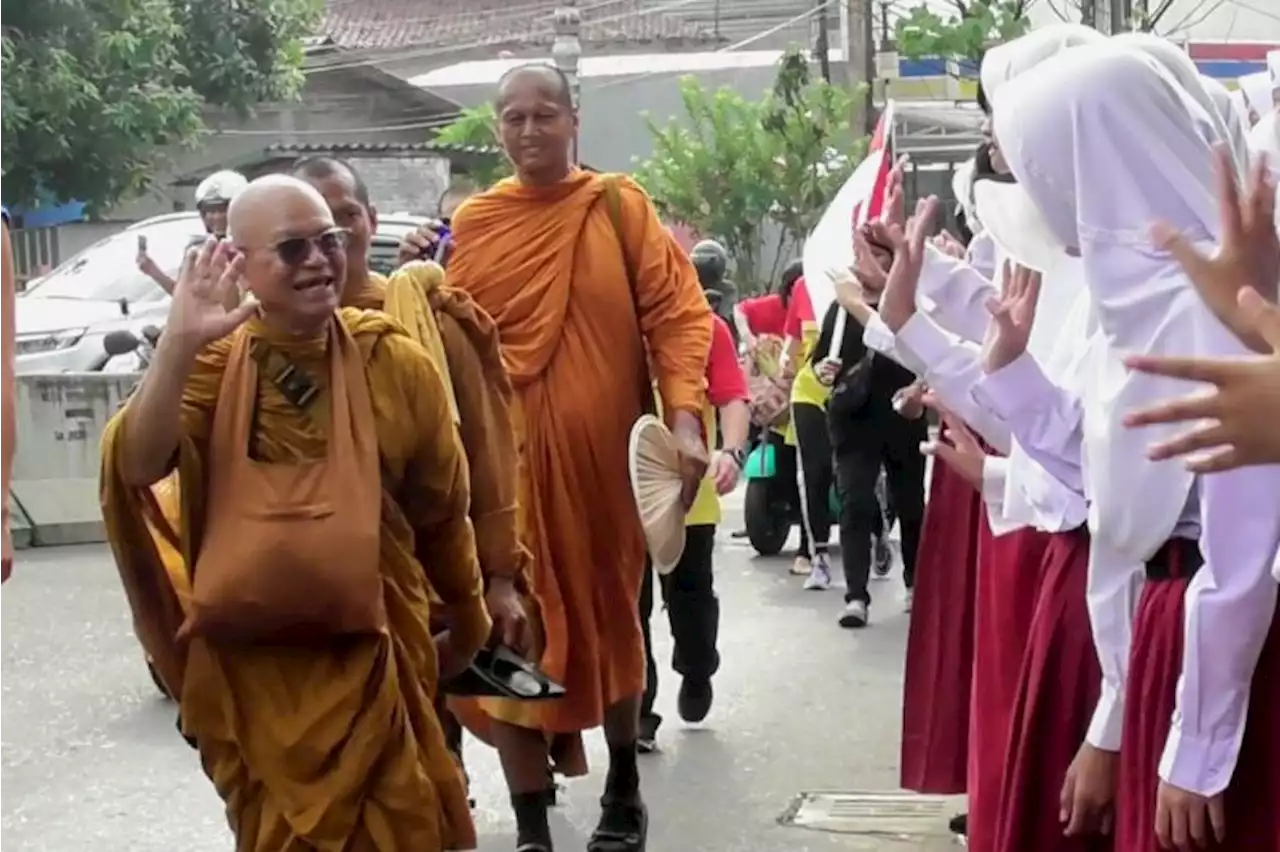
[903,588,914,612]
[803,554,832,590]
[790,555,813,576]
[839,599,869,628]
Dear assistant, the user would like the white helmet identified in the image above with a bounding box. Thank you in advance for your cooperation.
[194,170,248,207]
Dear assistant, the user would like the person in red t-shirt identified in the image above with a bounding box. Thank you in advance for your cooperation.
[733,260,807,346]
[639,314,749,752]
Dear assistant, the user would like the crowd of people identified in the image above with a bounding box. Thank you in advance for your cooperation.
[2,22,1279,852]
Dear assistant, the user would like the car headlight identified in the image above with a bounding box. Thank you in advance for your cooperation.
[15,327,88,356]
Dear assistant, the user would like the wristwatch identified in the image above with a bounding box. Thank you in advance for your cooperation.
[726,444,747,468]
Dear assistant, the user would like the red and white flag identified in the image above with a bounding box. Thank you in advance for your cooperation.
[803,100,896,356]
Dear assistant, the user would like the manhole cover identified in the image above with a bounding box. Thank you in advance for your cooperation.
[779,790,959,837]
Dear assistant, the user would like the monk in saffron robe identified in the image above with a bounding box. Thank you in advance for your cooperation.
[99,176,488,851]
[443,64,713,852]
[294,156,533,788]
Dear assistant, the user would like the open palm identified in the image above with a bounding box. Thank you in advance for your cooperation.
[983,262,1042,374]
[167,238,257,349]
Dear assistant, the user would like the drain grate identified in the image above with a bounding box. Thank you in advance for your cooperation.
[780,790,959,837]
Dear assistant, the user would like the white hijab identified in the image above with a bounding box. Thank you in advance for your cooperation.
[992,43,1224,553]
[1111,33,1244,179]
[973,25,1105,276]
[1239,71,1274,124]
[1200,76,1252,174]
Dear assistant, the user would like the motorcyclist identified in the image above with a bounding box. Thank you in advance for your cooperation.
[689,239,738,345]
[136,170,248,294]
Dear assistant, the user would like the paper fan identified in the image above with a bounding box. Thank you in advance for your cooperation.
[627,414,687,575]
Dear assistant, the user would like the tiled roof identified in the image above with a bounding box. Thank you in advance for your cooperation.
[264,141,499,156]
[321,0,721,52]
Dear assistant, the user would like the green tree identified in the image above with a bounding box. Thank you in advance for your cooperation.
[431,103,512,189]
[1,0,321,214]
[632,50,864,293]
[893,0,1031,67]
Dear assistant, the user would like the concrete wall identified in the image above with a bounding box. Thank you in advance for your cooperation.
[109,68,455,222]
[9,373,138,548]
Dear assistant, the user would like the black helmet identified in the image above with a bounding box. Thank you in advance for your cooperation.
[690,239,728,289]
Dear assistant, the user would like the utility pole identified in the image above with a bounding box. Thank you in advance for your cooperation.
[843,0,872,134]
[552,0,583,161]
[816,0,832,82]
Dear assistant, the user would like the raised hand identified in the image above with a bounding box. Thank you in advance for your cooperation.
[982,262,1042,374]
[396,220,449,267]
[919,399,987,490]
[1150,145,1278,353]
[1122,286,1280,473]
[932,230,967,260]
[165,238,257,352]
[883,155,910,228]
[878,196,939,333]
[851,227,889,295]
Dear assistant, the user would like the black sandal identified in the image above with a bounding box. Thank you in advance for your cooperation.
[587,796,648,852]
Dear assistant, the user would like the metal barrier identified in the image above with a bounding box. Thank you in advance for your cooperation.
[8,372,139,548]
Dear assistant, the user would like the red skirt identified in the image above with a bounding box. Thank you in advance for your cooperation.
[1117,544,1280,852]
[900,461,981,794]
[996,528,1111,852]
[966,522,1052,852]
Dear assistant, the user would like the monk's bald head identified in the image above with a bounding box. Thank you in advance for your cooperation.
[496,64,575,110]
[228,175,334,248]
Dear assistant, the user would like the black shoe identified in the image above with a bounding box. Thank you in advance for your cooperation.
[588,796,648,852]
[730,528,749,539]
[677,677,713,723]
[948,812,968,837]
[637,713,661,754]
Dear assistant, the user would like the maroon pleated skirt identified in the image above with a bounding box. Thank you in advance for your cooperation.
[966,522,1053,852]
[1117,540,1280,852]
[900,461,981,794]
[996,528,1111,852]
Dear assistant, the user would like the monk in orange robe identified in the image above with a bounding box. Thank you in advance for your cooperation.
[443,64,713,852]
[294,156,532,786]
[99,176,488,851]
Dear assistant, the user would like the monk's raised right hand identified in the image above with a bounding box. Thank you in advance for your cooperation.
[165,238,256,354]
[396,221,448,267]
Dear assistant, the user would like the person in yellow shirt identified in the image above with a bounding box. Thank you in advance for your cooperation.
[639,314,750,752]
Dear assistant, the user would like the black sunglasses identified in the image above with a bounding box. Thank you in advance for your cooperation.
[271,227,349,266]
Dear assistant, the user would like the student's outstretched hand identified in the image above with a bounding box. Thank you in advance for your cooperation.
[982,262,1042,374]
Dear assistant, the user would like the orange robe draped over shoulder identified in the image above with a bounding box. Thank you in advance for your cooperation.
[446,170,712,738]
[100,309,488,851]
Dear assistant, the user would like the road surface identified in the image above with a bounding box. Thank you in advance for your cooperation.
[1,500,961,851]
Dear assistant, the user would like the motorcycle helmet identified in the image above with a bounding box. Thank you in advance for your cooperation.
[194,170,248,209]
[689,239,729,290]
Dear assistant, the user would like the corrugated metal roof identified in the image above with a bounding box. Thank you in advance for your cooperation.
[264,141,499,156]
[321,0,720,52]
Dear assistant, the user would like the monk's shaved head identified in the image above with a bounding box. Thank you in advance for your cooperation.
[496,63,575,109]
[228,175,334,247]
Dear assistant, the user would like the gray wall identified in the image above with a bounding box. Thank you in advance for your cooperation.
[110,68,455,221]
[430,60,853,173]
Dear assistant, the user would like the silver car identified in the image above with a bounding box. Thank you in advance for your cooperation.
[15,211,427,374]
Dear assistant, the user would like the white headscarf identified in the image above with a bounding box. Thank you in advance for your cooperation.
[1199,76,1252,174]
[992,42,1226,554]
[979,23,1105,105]
[1111,33,1244,179]
[1239,71,1274,123]
[973,24,1106,275]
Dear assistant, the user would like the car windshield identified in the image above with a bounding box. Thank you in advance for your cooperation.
[23,217,205,303]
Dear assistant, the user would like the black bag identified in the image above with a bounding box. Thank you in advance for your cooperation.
[826,352,875,418]
[442,644,567,701]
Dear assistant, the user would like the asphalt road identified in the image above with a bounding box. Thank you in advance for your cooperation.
[1,501,960,851]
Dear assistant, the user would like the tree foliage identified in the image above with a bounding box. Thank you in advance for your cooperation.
[431,103,512,189]
[1,0,321,214]
[894,0,1031,65]
[632,50,866,292]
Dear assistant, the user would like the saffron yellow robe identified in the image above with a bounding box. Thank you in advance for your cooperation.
[445,170,712,755]
[100,309,488,851]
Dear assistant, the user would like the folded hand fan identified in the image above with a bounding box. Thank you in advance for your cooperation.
[627,414,687,575]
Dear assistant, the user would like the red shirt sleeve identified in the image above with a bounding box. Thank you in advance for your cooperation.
[705,316,749,408]
[738,296,765,332]
[784,277,815,339]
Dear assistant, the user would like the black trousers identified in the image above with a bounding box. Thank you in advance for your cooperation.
[640,524,720,720]
[792,401,834,555]
[834,422,927,604]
